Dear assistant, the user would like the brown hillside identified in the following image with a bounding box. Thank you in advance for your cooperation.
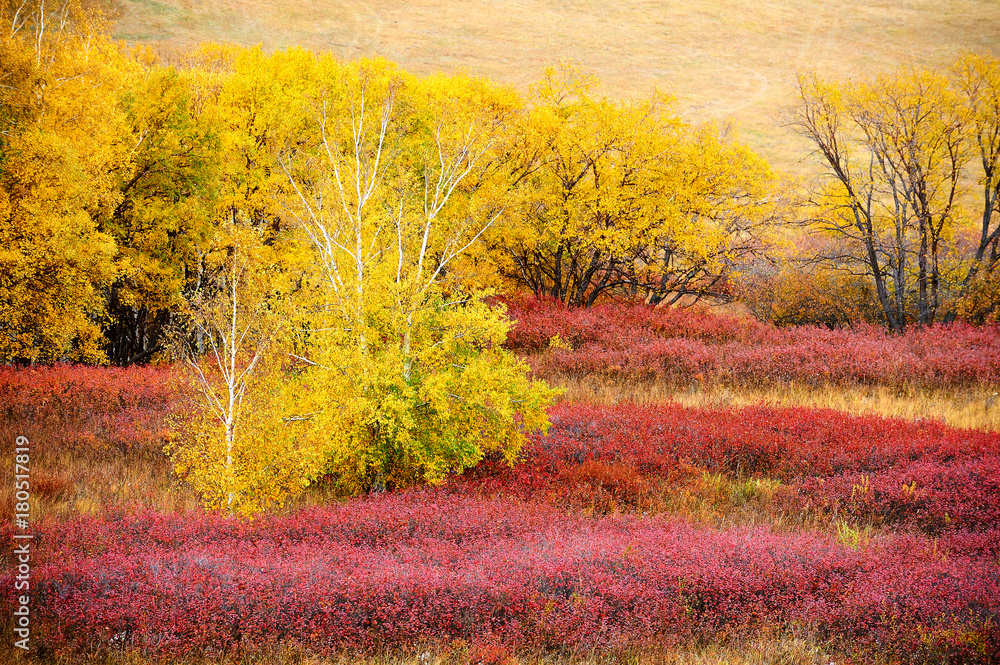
[116,0,1000,175]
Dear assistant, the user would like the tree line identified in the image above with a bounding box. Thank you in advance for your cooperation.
[0,1,781,367]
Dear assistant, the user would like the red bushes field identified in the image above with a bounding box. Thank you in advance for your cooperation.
[0,364,183,456]
[0,365,180,416]
[505,297,1000,388]
[522,403,1000,479]
[4,302,1000,664]
[0,364,192,520]
[459,403,1000,538]
[6,499,999,662]
[5,392,1000,662]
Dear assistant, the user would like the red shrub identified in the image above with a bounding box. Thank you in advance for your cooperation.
[456,402,1000,541]
[5,497,997,662]
[795,455,1000,533]
[505,296,1000,389]
[0,364,186,455]
[522,403,1000,480]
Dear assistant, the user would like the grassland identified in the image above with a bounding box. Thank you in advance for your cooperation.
[114,0,1000,174]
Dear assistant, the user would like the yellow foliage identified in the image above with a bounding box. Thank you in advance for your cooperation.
[166,214,311,514]
[492,65,778,306]
[167,364,324,516]
[0,9,125,362]
[796,55,1000,328]
[274,54,558,492]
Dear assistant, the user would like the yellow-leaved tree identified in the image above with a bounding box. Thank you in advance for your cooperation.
[795,68,967,330]
[493,65,779,307]
[165,46,322,515]
[0,1,120,363]
[276,55,556,493]
[953,52,1000,322]
[166,218,318,516]
[0,2,219,365]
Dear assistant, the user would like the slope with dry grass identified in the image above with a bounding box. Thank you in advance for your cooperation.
[114,0,1000,174]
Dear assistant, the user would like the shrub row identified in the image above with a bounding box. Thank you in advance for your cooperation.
[527,403,1000,479]
[504,297,1000,388]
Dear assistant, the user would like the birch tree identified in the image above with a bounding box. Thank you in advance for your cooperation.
[168,221,318,515]
[277,57,554,493]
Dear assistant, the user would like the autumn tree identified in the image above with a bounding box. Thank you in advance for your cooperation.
[276,56,555,493]
[95,62,217,365]
[0,1,217,365]
[795,69,968,330]
[495,65,777,307]
[954,53,1000,321]
[167,217,317,515]
[164,48,335,514]
[0,0,121,363]
[633,123,781,306]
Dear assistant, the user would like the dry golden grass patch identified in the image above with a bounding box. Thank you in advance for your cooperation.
[0,420,201,524]
[549,373,1000,432]
[25,633,838,665]
[114,0,1000,174]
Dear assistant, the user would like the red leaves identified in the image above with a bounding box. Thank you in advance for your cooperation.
[6,350,1000,661]
[505,296,1000,388]
[0,363,186,455]
[8,393,1000,661]
[8,496,999,661]
[520,402,1000,482]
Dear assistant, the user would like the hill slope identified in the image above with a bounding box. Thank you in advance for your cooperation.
[116,0,1000,174]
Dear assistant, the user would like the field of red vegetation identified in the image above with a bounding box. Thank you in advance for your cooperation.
[8,496,999,662]
[3,303,1000,663]
[505,297,1000,388]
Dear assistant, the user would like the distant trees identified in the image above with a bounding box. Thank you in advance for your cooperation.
[496,66,779,307]
[1,21,781,367]
[795,54,1000,329]
[955,53,1000,321]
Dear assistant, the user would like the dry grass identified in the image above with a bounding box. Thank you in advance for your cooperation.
[0,421,201,525]
[113,0,1000,175]
[549,373,1000,432]
[22,632,840,665]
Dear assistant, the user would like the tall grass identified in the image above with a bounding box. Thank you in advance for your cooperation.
[548,374,1000,432]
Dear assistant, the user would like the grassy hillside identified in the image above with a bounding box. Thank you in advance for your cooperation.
[115,0,1000,174]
